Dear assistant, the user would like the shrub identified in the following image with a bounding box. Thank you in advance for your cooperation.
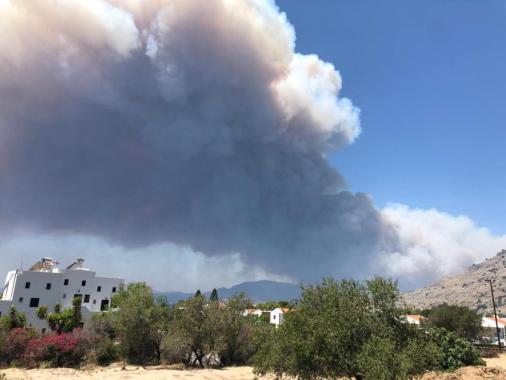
[84,313,119,366]
[357,336,410,380]
[24,331,89,368]
[36,306,48,320]
[4,328,37,365]
[424,304,482,340]
[0,306,27,330]
[425,328,485,370]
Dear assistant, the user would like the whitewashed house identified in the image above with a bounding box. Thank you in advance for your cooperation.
[482,316,506,340]
[270,307,290,326]
[0,258,123,333]
[401,314,426,326]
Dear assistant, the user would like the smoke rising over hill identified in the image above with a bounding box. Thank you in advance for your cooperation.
[0,0,505,290]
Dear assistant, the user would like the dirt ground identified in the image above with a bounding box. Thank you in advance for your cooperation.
[0,364,273,380]
[3,358,506,380]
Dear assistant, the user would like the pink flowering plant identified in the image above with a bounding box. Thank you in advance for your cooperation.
[24,330,89,368]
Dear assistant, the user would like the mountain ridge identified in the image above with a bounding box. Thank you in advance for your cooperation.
[155,280,301,304]
[403,249,506,314]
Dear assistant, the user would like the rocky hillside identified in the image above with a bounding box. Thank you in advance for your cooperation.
[404,249,506,314]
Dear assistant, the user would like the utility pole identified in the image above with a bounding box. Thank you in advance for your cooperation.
[486,279,502,353]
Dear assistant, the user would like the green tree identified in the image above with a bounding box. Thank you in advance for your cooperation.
[215,293,258,365]
[170,293,210,367]
[113,283,170,364]
[72,295,82,328]
[424,303,482,340]
[209,288,219,302]
[0,306,26,329]
[36,305,48,320]
[44,297,83,333]
[252,277,484,380]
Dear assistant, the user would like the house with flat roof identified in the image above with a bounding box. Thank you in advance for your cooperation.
[0,258,123,333]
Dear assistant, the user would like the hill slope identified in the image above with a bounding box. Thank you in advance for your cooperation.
[157,280,300,304]
[404,249,506,314]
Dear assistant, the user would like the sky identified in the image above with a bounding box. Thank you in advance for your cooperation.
[1,0,505,293]
[278,0,506,234]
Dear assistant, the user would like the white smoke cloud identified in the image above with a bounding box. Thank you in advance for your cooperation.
[378,204,506,289]
[0,231,287,292]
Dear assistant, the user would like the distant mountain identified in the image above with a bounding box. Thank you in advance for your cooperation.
[156,280,300,304]
[403,249,506,314]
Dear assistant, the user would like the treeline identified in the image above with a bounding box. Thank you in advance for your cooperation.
[0,278,486,379]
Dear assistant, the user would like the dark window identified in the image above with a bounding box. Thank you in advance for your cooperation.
[81,280,86,286]
[97,286,101,292]
[63,293,66,299]
[100,299,109,311]
[41,328,46,334]
[64,279,69,286]
[84,294,90,303]
[46,283,51,290]
[93,299,96,304]
[112,287,117,293]
[29,298,39,307]
[25,282,30,289]
[18,297,23,303]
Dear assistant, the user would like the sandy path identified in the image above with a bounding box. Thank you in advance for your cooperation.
[4,361,506,380]
[0,365,273,380]
[485,353,506,370]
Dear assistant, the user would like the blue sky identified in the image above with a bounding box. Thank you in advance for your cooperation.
[277,0,506,234]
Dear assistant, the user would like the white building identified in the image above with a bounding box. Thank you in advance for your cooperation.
[0,258,123,333]
[401,314,426,326]
[482,316,506,339]
[270,307,290,326]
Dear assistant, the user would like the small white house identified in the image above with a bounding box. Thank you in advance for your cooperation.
[0,258,123,333]
[482,316,506,339]
[401,314,426,326]
[270,307,290,326]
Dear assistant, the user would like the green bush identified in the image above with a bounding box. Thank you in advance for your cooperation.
[252,278,485,380]
[357,336,410,380]
[424,304,482,340]
[425,328,485,370]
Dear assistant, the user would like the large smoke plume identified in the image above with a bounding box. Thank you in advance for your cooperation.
[0,0,388,282]
[2,0,503,289]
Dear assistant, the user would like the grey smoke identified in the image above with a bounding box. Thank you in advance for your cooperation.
[0,0,394,282]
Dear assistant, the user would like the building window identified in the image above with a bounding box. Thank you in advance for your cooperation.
[84,294,90,303]
[112,287,117,293]
[63,293,66,299]
[64,279,69,286]
[18,297,23,303]
[81,280,86,287]
[46,283,51,290]
[97,286,101,292]
[93,299,96,304]
[29,298,39,307]
[100,299,109,311]
[41,328,46,334]
[25,282,30,289]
